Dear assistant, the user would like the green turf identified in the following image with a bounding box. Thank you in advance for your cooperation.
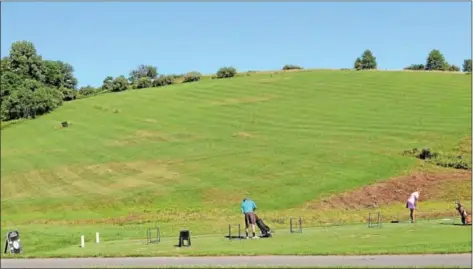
[1,70,471,256]
[1,220,471,258]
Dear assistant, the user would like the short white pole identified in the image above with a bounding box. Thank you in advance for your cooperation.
[81,235,85,248]
[96,232,100,243]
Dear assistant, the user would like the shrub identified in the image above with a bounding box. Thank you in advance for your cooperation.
[59,87,77,101]
[216,67,237,78]
[78,85,97,96]
[402,147,471,170]
[111,76,128,92]
[182,72,201,83]
[354,58,362,70]
[136,77,153,89]
[153,75,175,87]
[169,74,184,79]
[282,65,303,71]
[448,65,460,72]
[462,59,472,72]
[102,76,114,91]
[432,154,471,170]
[404,64,425,70]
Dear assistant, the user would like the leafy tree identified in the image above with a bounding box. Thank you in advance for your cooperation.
[425,49,448,71]
[216,67,237,78]
[8,41,45,82]
[1,40,77,121]
[1,71,23,98]
[129,65,158,83]
[2,89,28,120]
[111,76,128,92]
[60,62,78,89]
[136,77,153,89]
[463,59,472,72]
[354,57,362,70]
[30,87,64,118]
[182,71,201,83]
[360,50,377,69]
[1,57,11,72]
[102,76,114,91]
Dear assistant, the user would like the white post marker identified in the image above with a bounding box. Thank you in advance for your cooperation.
[81,235,85,248]
[96,232,100,243]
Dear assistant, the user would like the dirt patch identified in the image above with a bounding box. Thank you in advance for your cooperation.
[201,188,246,205]
[305,171,472,210]
[1,148,66,157]
[210,96,275,106]
[109,130,199,147]
[1,159,180,200]
[232,131,252,139]
[143,118,158,123]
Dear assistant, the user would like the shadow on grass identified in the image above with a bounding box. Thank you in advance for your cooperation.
[224,235,246,240]
[438,223,472,226]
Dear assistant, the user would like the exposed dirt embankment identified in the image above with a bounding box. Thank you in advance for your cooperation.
[306,170,472,210]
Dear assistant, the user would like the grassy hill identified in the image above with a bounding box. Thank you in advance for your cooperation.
[1,69,471,234]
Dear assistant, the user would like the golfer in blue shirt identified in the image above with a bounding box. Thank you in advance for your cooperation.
[241,197,259,239]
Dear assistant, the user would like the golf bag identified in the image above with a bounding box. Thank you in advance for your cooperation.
[254,214,272,237]
[4,231,22,254]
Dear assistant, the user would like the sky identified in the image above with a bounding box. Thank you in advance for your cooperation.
[1,2,471,88]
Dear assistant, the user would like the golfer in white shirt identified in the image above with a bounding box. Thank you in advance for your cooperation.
[406,190,420,223]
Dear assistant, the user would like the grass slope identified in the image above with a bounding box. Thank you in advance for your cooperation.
[1,70,471,256]
[4,220,472,258]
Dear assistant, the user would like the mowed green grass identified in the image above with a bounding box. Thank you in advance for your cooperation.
[0,70,471,256]
[2,220,471,258]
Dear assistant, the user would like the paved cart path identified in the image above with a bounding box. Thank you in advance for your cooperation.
[1,254,472,268]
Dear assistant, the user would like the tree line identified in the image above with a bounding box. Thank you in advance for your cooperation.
[1,41,471,122]
[1,41,79,121]
[353,49,471,72]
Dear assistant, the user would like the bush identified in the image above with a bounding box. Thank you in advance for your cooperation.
[462,59,472,72]
[216,67,237,79]
[432,154,471,170]
[182,72,201,83]
[136,77,153,89]
[111,76,128,92]
[60,87,77,101]
[78,85,98,96]
[102,76,114,91]
[448,65,460,72]
[354,58,362,70]
[169,74,184,80]
[402,147,471,170]
[404,64,425,70]
[153,75,175,87]
[282,65,303,71]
